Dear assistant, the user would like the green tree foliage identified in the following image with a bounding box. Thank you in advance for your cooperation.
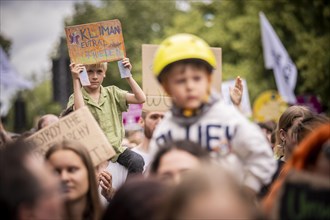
[160,0,329,113]
[0,34,11,56]
[62,0,177,91]
[57,0,329,113]
[6,80,62,131]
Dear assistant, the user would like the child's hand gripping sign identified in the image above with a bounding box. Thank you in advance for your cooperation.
[65,19,126,65]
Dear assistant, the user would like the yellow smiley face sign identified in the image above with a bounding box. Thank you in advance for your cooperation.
[253,90,288,122]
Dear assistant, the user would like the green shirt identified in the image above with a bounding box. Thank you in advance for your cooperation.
[67,85,128,162]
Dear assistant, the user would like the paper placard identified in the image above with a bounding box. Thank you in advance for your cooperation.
[142,44,222,112]
[26,107,115,166]
[118,60,132,78]
[79,67,91,86]
[65,19,126,64]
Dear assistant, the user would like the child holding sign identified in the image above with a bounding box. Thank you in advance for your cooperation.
[149,34,276,195]
[67,57,146,175]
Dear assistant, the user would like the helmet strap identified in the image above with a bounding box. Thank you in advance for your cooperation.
[171,90,219,126]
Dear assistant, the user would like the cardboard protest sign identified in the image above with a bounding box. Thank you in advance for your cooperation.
[26,107,115,166]
[253,90,288,122]
[65,19,125,64]
[271,171,330,220]
[142,44,222,112]
[221,78,252,117]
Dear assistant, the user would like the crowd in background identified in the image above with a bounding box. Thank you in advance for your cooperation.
[1,33,330,220]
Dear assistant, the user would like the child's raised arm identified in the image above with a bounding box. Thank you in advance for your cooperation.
[70,63,85,110]
[122,58,146,104]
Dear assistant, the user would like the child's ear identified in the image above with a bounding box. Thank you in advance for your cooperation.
[161,82,171,96]
[207,74,212,83]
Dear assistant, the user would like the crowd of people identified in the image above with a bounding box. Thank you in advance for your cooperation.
[1,33,329,220]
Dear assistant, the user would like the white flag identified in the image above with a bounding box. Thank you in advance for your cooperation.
[0,47,33,116]
[259,12,297,104]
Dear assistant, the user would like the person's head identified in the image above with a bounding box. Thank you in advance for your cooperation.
[37,114,59,130]
[150,140,209,185]
[290,123,330,178]
[125,130,144,147]
[263,123,330,216]
[164,165,262,220]
[140,110,165,139]
[84,62,107,91]
[153,34,216,113]
[257,120,276,144]
[275,105,313,158]
[0,140,63,220]
[45,140,101,220]
[291,114,330,145]
[102,176,170,220]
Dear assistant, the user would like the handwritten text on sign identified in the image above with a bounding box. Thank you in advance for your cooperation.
[65,19,126,64]
[26,107,115,166]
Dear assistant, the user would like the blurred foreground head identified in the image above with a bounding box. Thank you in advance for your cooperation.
[0,140,63,220]
[103,176,170,220]
[165,164,263,220]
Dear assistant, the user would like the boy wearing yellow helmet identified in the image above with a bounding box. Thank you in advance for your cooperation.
[149,34,276,195]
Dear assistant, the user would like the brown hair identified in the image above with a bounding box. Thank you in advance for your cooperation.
[275,105,313,146]
[292,114,330,144]
[45,140,102,220]
[165,165,262,220]
[102,176,170,220]
[263,123,330,215]
[150,140,209,174]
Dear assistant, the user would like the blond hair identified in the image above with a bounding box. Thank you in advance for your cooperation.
[84,62,108,72]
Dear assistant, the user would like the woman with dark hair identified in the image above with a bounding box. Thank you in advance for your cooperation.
[45,140,102,220]
[102,176,170,220]
[1,140,63,220]
[149,140,210,185]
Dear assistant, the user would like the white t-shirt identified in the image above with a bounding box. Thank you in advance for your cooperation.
[99,147,152,206]
[132,147,152,173]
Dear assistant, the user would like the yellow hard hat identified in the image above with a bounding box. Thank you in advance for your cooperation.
[153,33,216,81]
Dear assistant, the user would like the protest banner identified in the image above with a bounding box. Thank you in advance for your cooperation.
[65,19,126,64]
[271,171,330,220]
[142,44,222,112]
[26,107,115,166]
[253,90,288,122]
